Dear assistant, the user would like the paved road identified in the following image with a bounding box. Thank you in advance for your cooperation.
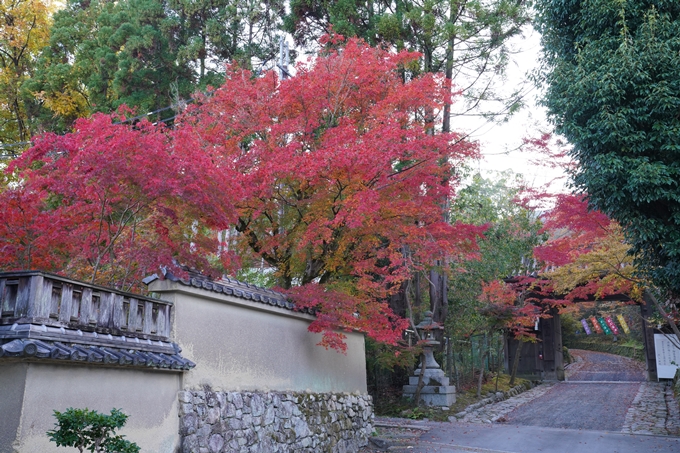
[505,381,640,431]
[566,349,646,382]
[409,422,680,453]
[365,350,680,452]
[503,350,647,431]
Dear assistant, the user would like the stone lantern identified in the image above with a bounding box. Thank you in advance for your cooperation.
[402,311,456,407]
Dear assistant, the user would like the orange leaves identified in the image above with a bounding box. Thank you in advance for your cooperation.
[533,193,640,304]
[480,280,517,307]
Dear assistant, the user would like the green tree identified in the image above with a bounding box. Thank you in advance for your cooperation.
[448,172,543,338]
[445,172,543,387]
[25,0,285,134]
[168,0,285,82]
[25,0,195,133]
[286,0,531,130]
[48,408,140,453]
[0,0,51,143]
[535,1,680,297]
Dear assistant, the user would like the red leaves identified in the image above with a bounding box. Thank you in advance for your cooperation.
[534,194,612,266]
[0,38,483,349]
[0,112,228,290]
[172,38,481,347]
[281,283,409,352]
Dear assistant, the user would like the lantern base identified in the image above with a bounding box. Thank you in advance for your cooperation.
[403,368,456,406]
[402,384,456,407]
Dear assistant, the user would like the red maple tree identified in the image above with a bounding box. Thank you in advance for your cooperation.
[0,112,229,290]
[0,37,484,349]
[172,37,484,349]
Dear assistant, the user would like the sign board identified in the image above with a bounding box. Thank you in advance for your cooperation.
[653,334,680,379]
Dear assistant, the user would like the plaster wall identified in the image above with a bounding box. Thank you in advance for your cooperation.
[0,363,27,453]
[2,363,181,453]
[149,280,367,394]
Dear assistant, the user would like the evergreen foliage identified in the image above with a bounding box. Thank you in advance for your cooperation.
[47,408,140,453]
[535,0,680,295]
[285,0,531,122]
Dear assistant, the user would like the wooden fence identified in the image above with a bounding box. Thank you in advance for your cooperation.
[0,271,171,341]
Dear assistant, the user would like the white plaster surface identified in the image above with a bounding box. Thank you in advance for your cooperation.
[150,280,368,394]
[3,363,181,453]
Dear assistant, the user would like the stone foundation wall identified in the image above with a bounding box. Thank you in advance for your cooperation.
[179,388,373,453]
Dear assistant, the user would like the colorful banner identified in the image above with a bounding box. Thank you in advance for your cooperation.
[598,317,612,335]
[591,317,603,334]
[605,316,619,335]
[581,319,592,335]
[617,314,631,334]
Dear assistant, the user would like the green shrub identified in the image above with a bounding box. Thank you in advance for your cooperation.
[47,408,140,453]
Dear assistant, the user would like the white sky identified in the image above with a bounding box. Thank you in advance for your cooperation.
[282,25,569,193]
[455,27,569,192]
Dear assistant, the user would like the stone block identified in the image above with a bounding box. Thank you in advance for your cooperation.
[179,390,373,453]
[208,434,223,453]
[403,385,456,407]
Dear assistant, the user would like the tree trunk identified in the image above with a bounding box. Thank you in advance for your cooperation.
[495,333,503,392]
[476,348,487,398]
[509,338,522,386]
[441,1,457,134]
[414,352,426,406]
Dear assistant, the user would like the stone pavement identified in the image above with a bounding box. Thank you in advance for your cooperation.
[457,382,556,424]
[622,381,680,436]
[454,349,680,436]
[456,380,680,436]
[363,350,680,451]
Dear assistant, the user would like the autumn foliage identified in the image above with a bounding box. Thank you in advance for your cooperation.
[175,38,483,348]
[0,112,228,290]
[534,194,639,303]
[0,38,483,349]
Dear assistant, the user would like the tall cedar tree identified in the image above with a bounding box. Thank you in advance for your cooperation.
[24,0,284,136]
[28,0,197,132]
[285,0,531,129]
[535,0,680,298]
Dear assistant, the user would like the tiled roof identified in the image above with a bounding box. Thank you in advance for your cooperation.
[0,323,195,371]
[0,337,195,370]
[148,271,316,315]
